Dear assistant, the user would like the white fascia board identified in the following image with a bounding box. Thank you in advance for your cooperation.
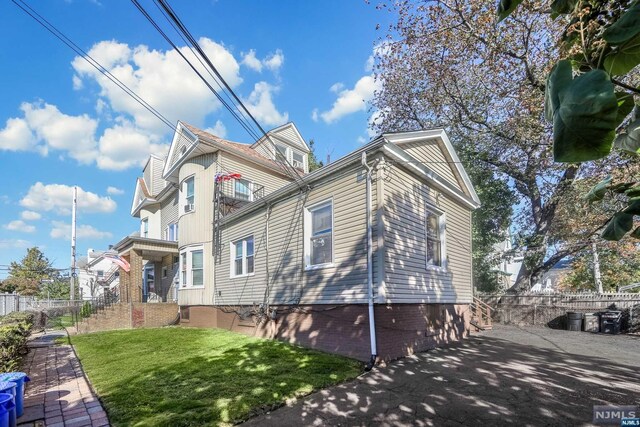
[383,129,481,206]
[162,122,200,181]
[382,143,480,210]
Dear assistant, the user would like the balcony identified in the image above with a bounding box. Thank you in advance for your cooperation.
[216,178,265,206]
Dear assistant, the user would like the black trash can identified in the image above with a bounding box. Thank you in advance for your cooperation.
[567,311,584,331]
[600,311,622,334]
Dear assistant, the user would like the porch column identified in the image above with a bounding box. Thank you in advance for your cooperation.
[130,249,144,303]
[118,254,131,303]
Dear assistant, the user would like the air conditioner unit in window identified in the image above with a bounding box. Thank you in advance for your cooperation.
[184,203,194,213]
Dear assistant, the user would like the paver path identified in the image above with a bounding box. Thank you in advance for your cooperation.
[243,325,640,426]
[18,331,110,427]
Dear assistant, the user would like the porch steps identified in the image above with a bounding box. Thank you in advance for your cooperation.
[470,297,493,332]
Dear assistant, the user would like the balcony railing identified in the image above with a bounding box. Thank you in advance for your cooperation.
[216,179,265,205]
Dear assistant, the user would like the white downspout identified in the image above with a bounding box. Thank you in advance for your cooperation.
[362,152,377,369]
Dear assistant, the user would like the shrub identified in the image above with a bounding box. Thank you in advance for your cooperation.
[80,301,93,318]
[0,311,35,371]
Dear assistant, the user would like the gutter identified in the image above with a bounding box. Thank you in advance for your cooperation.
[362,152,378,370]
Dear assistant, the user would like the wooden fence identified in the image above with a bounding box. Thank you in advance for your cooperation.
[478,292,640,310]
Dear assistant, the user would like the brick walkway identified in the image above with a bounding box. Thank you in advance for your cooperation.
[18,331,110,427]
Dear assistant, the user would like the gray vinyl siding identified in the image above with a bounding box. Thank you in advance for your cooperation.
[273,125,306,149]
[219,152,292,195]
[253,140,272,159]
[160,190,178,238]
[143,164,151,193]
[151,157,166,196]
[383,164,473,304]
[400,140,463,192]
[215,163,372,306]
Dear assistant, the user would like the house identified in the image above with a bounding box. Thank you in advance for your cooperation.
[492,229,524,289]
[76,249,120,300]
[112,121,480,361]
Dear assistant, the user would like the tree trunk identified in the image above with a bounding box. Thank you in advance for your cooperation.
[592,241,603,294]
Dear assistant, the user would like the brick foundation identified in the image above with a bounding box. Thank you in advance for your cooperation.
[180,303,470,361]
[74,302,179,334]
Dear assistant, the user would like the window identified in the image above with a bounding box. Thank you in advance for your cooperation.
[304,200,333,269]
[173,255,179,271]
[162,266,168,278]
[275,144,288,159]
[425,207,446,268]
[180,246,204,287]
[181,176,195,214]
[234,179,252,201]
[96,270,104,278]
[166,222,178,241]
[231,236,254,277]
[141,218,149,238]
[292,151,304,169]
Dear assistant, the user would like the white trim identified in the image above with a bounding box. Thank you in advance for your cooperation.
[303,198,334,270]
[163,122,199,181]
[230,235,255,278]
[425,203,447,272]
[179,245,204,288]
[179,175,196,216]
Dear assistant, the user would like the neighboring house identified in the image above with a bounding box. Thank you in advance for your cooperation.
[531,258,572,293]
[113,122,480,361]
[77,249,120,300]
[493,229,524,289]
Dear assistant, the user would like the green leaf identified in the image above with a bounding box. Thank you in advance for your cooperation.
[601,212,634,241]
[614,118,640,154]
[615,92,635,126]
[604,34,640,75]
[552,69,618,162]
[497,0,524,22]
[545,60,573,122]
[625,185,640,198]
[603,3,640,45]
[584,175,612,201]
[550,0,577,14]
[623,199,640,215]
[610,182,636,193]
[631,226,640,239]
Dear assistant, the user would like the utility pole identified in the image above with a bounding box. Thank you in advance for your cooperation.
[592,240,603,294]
[70,186,77,301]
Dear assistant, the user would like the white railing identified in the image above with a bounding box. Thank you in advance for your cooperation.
[0,293,77,316]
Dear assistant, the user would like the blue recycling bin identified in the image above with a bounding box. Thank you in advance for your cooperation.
[0,393,15,427]
[0,374,29,417]
[0,383,15,427]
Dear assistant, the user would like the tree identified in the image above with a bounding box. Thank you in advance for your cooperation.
[558,240,640,292]
[3,247,56,296]
[39,275,71,300]
[372,0,629,291]
[307,139,324,172]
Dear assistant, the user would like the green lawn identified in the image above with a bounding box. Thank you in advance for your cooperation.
[71,327,362,426]
[50,313,74,330]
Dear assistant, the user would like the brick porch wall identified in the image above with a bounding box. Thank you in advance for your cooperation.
[180,303,470,361]
[74,302,179,334]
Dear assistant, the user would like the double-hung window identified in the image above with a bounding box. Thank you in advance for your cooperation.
[304,200,333,269]
[182,176,195,213]
[425,206,446,269]
[179,246,204,287]
[275,144,288,160]
[292,151,304,169]
[231,236,254,277]
[234,179,252,202]
[141,218,149,238]
[166,222,178,241]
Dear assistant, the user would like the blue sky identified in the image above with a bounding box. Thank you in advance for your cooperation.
[0,0,393,277]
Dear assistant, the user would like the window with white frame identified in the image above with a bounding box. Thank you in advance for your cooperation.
[166,222,178,241]
[181,176,195,214]
[292,151,304,169]
[141,218,149,238]
[425,206,446,268]
[304,200,333,268]
[234,179,252,202]
[231,236,254,277]
[275,144,288,159]
[180,246,204,287]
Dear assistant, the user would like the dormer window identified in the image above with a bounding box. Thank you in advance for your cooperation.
[292,151,304,169]
[275,144,288,159]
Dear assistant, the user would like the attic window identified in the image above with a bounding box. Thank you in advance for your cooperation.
[292,151,304,169]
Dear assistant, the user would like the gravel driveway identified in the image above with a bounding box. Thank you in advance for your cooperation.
[243,325,640,426]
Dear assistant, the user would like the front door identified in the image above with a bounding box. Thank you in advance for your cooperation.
[143,265,155,302]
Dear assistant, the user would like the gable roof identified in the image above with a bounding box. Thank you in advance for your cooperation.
[252,122,310,152]
[130,177,156,217]
[162,121,293,182]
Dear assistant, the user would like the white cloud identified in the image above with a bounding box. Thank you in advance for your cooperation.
[96,120,167,171]
[330,82,345,93]
[311,109,319,122]
[263,50,284,72]
[204,120,227,138]
[72,75,83,90]
[244,82,288,127]
[367,108,386,138]
[21,211,42,221]
[357,136,367,144]
[241,49,284,73]
[106,186,124,196]
[365,55,375,72]
[0,117,38,151]
[50,221,112,240]
[317,75,380,124]
[241,49,262,72]
[0,102,98,163]
[0,239,31,249]
[20,183,117,215]
[4,220,36,233]
[72,38,242,135]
